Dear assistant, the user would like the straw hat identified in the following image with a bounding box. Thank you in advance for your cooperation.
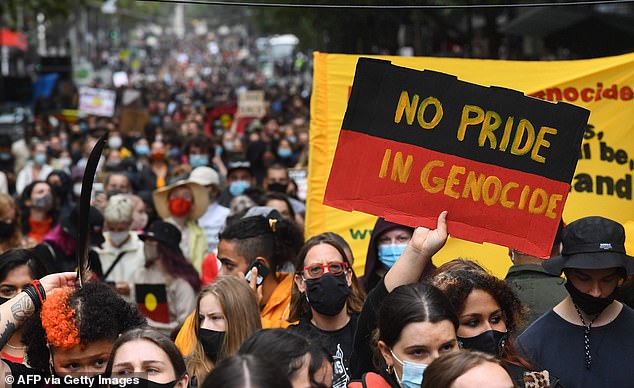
[153,179,209,221]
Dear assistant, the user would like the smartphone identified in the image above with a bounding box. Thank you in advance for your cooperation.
[245,260,270,286]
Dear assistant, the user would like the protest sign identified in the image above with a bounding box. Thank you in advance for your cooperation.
[120,108,149,135]
[236,90,266,118]
[324,58,589,258]
[309,52,634,276]
[78,87,116,117]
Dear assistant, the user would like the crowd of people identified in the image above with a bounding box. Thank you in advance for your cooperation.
[0,32,632,388]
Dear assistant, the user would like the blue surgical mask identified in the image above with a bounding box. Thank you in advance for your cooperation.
[135,144,150,156]
[229,180,250,196]
[34,153,47,165]
[390,349,428,388]
[377,243,408,269]
[189,154,209,168]
[278,149,292,159]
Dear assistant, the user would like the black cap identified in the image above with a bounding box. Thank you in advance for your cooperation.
[62,205,105,246]
[543,216,634,275]
[139,221,182,252]
[226,158,253,175]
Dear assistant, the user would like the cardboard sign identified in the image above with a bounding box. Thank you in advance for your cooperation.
[120,108,149,135]
[78,87,116,117]
[135,283,169,323]
[236,90,266,118]
[324,58,589,258]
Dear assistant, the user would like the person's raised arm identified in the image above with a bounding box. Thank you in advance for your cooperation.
[0,272,77,349]
[384,211,448,293]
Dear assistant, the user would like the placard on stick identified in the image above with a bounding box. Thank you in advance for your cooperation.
[324,58,590,258]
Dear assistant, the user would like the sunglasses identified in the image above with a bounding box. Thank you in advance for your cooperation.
[302,261,348,279]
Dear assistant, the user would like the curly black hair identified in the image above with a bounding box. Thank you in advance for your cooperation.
[432,269,526,334]
[219,214,304,272]
[23,281,146,373]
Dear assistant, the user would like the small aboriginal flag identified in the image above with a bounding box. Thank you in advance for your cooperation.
[135,284,169,323]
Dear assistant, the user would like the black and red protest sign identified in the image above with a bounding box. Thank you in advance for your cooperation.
[324,58,590,258]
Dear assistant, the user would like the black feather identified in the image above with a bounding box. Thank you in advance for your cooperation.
[76,133,107,287]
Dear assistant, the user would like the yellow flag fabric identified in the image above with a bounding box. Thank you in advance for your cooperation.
[307,52,634,278]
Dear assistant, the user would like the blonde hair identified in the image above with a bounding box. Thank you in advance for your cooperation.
[0,193,23,251]
[104,194,134,224]
[187,276,261,383]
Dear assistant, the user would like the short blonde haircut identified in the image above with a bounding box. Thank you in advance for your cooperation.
[104,194,134,224]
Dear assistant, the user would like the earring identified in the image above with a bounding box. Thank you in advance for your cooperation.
[386,364,393,374]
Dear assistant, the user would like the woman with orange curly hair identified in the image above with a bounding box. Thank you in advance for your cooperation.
[0,272,146,386]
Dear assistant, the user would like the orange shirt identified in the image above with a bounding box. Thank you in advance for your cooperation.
[260,272,295,329]
[28,216,53,244]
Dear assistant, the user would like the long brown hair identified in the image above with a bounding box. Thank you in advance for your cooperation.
[0,193,23,252]
[421,350,508,388]
[186,276,261,383]
[288,233,366,322]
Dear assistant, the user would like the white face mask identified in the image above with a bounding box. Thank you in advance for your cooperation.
[108,136,123,150]
[73,183,82,197]
[144,243,159,262]
[109,231,129,246]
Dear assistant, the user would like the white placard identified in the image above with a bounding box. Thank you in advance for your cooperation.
[78,87,116,117]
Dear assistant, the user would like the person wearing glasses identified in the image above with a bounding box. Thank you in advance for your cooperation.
[287,233,366,388]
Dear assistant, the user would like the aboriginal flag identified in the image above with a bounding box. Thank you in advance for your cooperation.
[135,284,169,323]
[324,58,589,258]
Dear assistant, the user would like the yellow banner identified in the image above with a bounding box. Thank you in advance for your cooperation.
[307,52,634,278]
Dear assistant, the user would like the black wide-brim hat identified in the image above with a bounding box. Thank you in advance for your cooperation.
[543,216,634,276]
[139,220,182,253]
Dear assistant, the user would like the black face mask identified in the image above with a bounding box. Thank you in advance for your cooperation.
[565,280,616,315]
[198,328,225,363]
[0,221,15,239]
[268,182,289,193]
[305,273,350,316]
[0,296,10,305]
[458,330,508,357]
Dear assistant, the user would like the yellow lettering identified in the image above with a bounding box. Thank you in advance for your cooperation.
[461,171,485,202]
[379,149,391,179]
[499,116,514,152]
[531,126,558,163]
[511,119,535,156]
[417,97,444,129]
[480,110,501,149]
[391,152,413,183]
[444,165,465,199]
[420,160,445,193]
[500,182,518,208]
[457,105,484,141]
[518,185,530,210]
[482,176,502,206]
[528,188,548,214]
[394,91,419,125]
[545,194,563,219]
